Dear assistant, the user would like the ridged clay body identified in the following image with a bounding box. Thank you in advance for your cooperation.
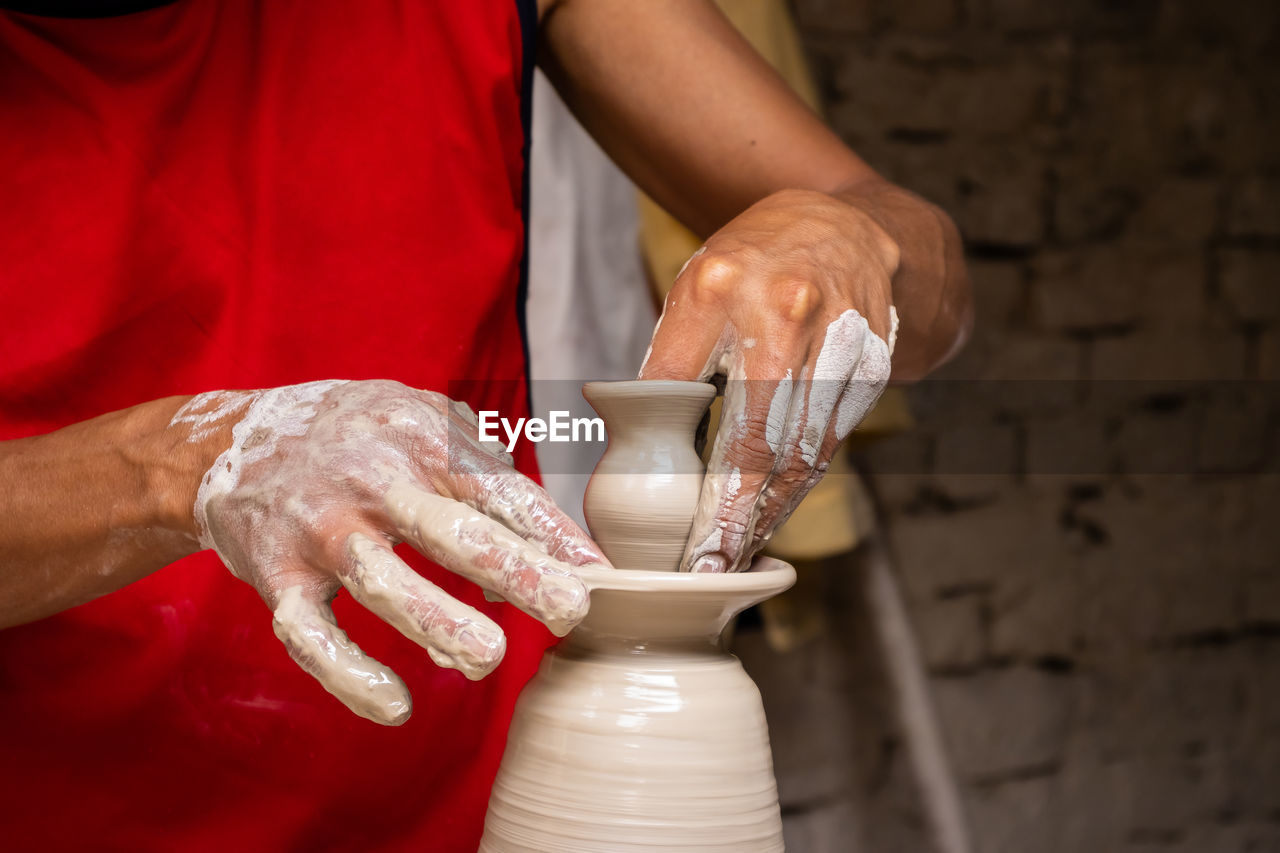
[580,380,714,572]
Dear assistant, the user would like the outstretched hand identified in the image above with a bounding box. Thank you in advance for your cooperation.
[640,189,899,573]
[174,379,609,725]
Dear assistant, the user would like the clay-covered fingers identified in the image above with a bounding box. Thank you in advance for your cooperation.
[752,314,893,548]
[339,532,506,680]
[681,375,790,574]
[679,310,893,573]
[270,584,412,726]
[384,482,590,636]
[443,450,610,570]
[748,310,880,539]
[834,314,893,440]
[748,385,847,554]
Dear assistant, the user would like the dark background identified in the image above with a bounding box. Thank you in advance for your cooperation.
[751,1,1280,850]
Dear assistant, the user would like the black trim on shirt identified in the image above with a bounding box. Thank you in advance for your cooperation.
[0,0,176,17]
[514,0,538,386]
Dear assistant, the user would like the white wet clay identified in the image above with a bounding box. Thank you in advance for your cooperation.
[888,304,900,356]
[169,389,256,445]
[192,379,346,556]
[273,584,411,726]
[836,330,891,439]
[804,309,870,461]
[384,481,589,637]
[763,369,792,454]
[830,308,892,440]
[344,531,506,679]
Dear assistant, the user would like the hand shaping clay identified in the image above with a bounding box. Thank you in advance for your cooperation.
[480,380,795,852]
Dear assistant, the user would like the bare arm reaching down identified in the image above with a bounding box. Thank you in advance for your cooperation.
[0,380,606,724]
[540,0,972,571]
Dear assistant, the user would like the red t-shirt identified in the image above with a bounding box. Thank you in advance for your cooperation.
[0,2,551,850]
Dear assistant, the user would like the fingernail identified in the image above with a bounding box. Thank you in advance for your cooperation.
[692,554,728,574]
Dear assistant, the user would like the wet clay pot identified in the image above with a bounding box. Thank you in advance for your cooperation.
[479,381,795,853]
[579,380,715,572]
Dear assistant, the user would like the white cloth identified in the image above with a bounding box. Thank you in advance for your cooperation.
[525,70,656,529]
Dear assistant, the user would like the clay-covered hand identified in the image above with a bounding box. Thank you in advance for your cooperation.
[640,189,899,573]
[173,379,607,725]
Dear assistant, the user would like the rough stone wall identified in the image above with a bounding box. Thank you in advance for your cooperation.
[786,1,1280,850]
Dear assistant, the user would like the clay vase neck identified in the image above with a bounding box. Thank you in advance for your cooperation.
[581,380,715,572]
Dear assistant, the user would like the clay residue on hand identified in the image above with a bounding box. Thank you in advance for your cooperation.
[344,531,506,681]
[678,309,894,574]
[192,379,347,556]
[272,584,412,726]
[169,389,257,443]
[806,308,870,456]
[187,378,604,724]
[384,481,590,637]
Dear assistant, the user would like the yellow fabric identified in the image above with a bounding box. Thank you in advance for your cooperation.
[638,0,909,564]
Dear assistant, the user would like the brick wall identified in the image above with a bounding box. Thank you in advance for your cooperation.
[790,0,1280,849]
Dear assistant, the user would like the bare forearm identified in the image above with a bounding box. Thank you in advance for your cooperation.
[539,0,878,237]
[0,396,211,627]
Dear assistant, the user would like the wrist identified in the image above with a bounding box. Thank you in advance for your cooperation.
[142,392,246,545]
[831,177,972,380]
[829,178,906,274]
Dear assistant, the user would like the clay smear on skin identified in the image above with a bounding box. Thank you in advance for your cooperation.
[804,309,870,461]
[686,308,895,572]
[273,584,411,725]
[835,307,894,440]
[684,345,749,572]
[384,481,588,637]
[444,443,607,569]
[764,369,792,454]
[173,378,607,728]
[344,531,505,680]
[188,379,347,555]
[170,389,256,444]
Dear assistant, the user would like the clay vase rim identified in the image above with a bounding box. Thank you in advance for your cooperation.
[581,378,716,405]
[574,556,796,597]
